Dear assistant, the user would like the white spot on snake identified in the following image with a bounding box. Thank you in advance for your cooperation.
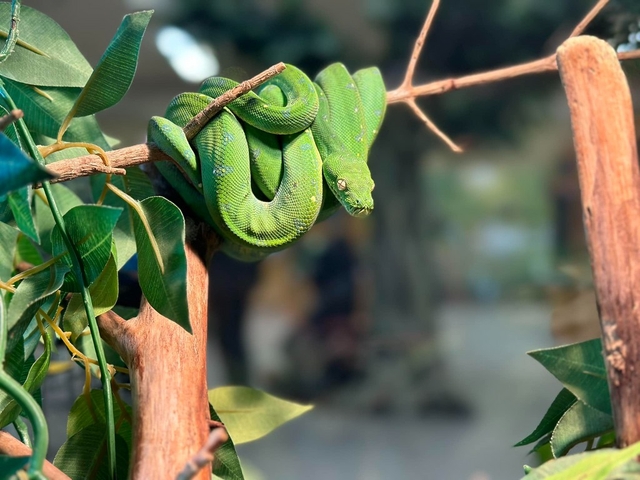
[300,143,311,151]
[310,195,317,203]
[354,107,359,113]
[222,131,234,145]
[213,165,234,177]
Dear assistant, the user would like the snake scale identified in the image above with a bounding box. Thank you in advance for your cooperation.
[148,63,386,261]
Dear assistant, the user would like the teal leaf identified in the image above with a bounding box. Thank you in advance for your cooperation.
[70,10,153,118]
[131,196,190,332]
[53,423,130,480]
[50,204,122,292]
[0,221,18,281]
[208,386,313,445]
[521,441,640,479]
[5,262,67,353]
[550,400,613,457]
[0,4,93,87]
[516,388,577,447]
[7,187,38,242]
[210,405,244,480]
[0,455,29,478]
[0,133,53,196]
[528,339,611,415]
[63,255,118,341]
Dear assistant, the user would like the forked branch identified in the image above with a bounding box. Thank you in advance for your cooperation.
[387,0,640,151]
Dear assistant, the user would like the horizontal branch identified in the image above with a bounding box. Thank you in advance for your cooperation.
[0,431,70,480]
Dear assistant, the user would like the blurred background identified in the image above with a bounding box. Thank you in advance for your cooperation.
[28,0,640,478]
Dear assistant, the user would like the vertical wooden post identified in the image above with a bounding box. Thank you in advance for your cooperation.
[557,36,640,447]
[99,231,217,479]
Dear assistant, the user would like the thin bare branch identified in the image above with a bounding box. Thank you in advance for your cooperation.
[0,108,22,131]
[569,0,610,38]
[400,0,441,89]
[407,100,462,152]
[386,0,632,152]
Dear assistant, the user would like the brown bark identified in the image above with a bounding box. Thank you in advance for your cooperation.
[99,231,218,479]
[0,431,70,480]
[557,36,640,447]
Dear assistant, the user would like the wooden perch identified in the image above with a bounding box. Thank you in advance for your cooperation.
[98,230,219,479]
[557,36,640,448]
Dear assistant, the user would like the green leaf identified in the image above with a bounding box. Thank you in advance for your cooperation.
[67,389,132,451]
[550,400,613,457]
[0,455,29,479]
[6,263,66,353]
[0,221,18,281]
[516,388,577,447]
[0,133,53,196]
[210,405,244,480]
[4,79,111,147]
[7,187,38,242]
[34,182,83,254]
[63,255,118,341]
[54,424,130,480]
[528,339,611,415]
[131,196,190,332]
[70,10,153,118]
[14,234,42,266]
[50,204,122,291]
[91,170,155,270]
[0,326,51,428]
[0,3,93,87]
[522,441,640,479]
[208,386,313,445]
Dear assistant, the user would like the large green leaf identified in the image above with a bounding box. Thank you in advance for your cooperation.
[550,401,613,457]
[14,234,42,266]
[208,386,313,445]
[0,326,51,428]
[63,255,118,341]
[5,262,66,353]
[210,405,244,480]
[4,79,111,147]
[90,169,155,270]
[7,187,38,242]
[516,388,577,447]
[34,182,83,254]
[50,204,122,291]
[528,339,611,415]
[131,196,190,332]
[70,11,152,118]
[67,389,132,451]
[522,441,640,479]
[0,221,18,281]
[0,133,53,196]
[54,423,130,480]
[0,3,92,87]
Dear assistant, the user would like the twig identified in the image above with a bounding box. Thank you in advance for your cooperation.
[183,62,286,140]
[0,108,22,131]
[386,0,640,151]
[43,62,287,184]
[175,425,229,480]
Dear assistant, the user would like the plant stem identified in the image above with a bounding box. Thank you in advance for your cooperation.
[0,86,117,477]
[13,417,32,448]
[0,0,21,65]
[0,373,47,479]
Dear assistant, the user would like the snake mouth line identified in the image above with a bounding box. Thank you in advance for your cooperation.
[351,207,373,217]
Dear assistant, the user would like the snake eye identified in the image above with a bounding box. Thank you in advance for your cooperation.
[337,179,347,191]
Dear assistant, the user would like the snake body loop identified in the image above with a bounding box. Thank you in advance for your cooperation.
[149,63,386,261]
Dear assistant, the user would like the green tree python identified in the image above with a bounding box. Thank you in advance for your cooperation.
[148,63,386,261]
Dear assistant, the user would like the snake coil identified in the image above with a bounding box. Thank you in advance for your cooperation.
[149,63,386,261]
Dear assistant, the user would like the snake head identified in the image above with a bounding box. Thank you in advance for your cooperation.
[323,153,374,217]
